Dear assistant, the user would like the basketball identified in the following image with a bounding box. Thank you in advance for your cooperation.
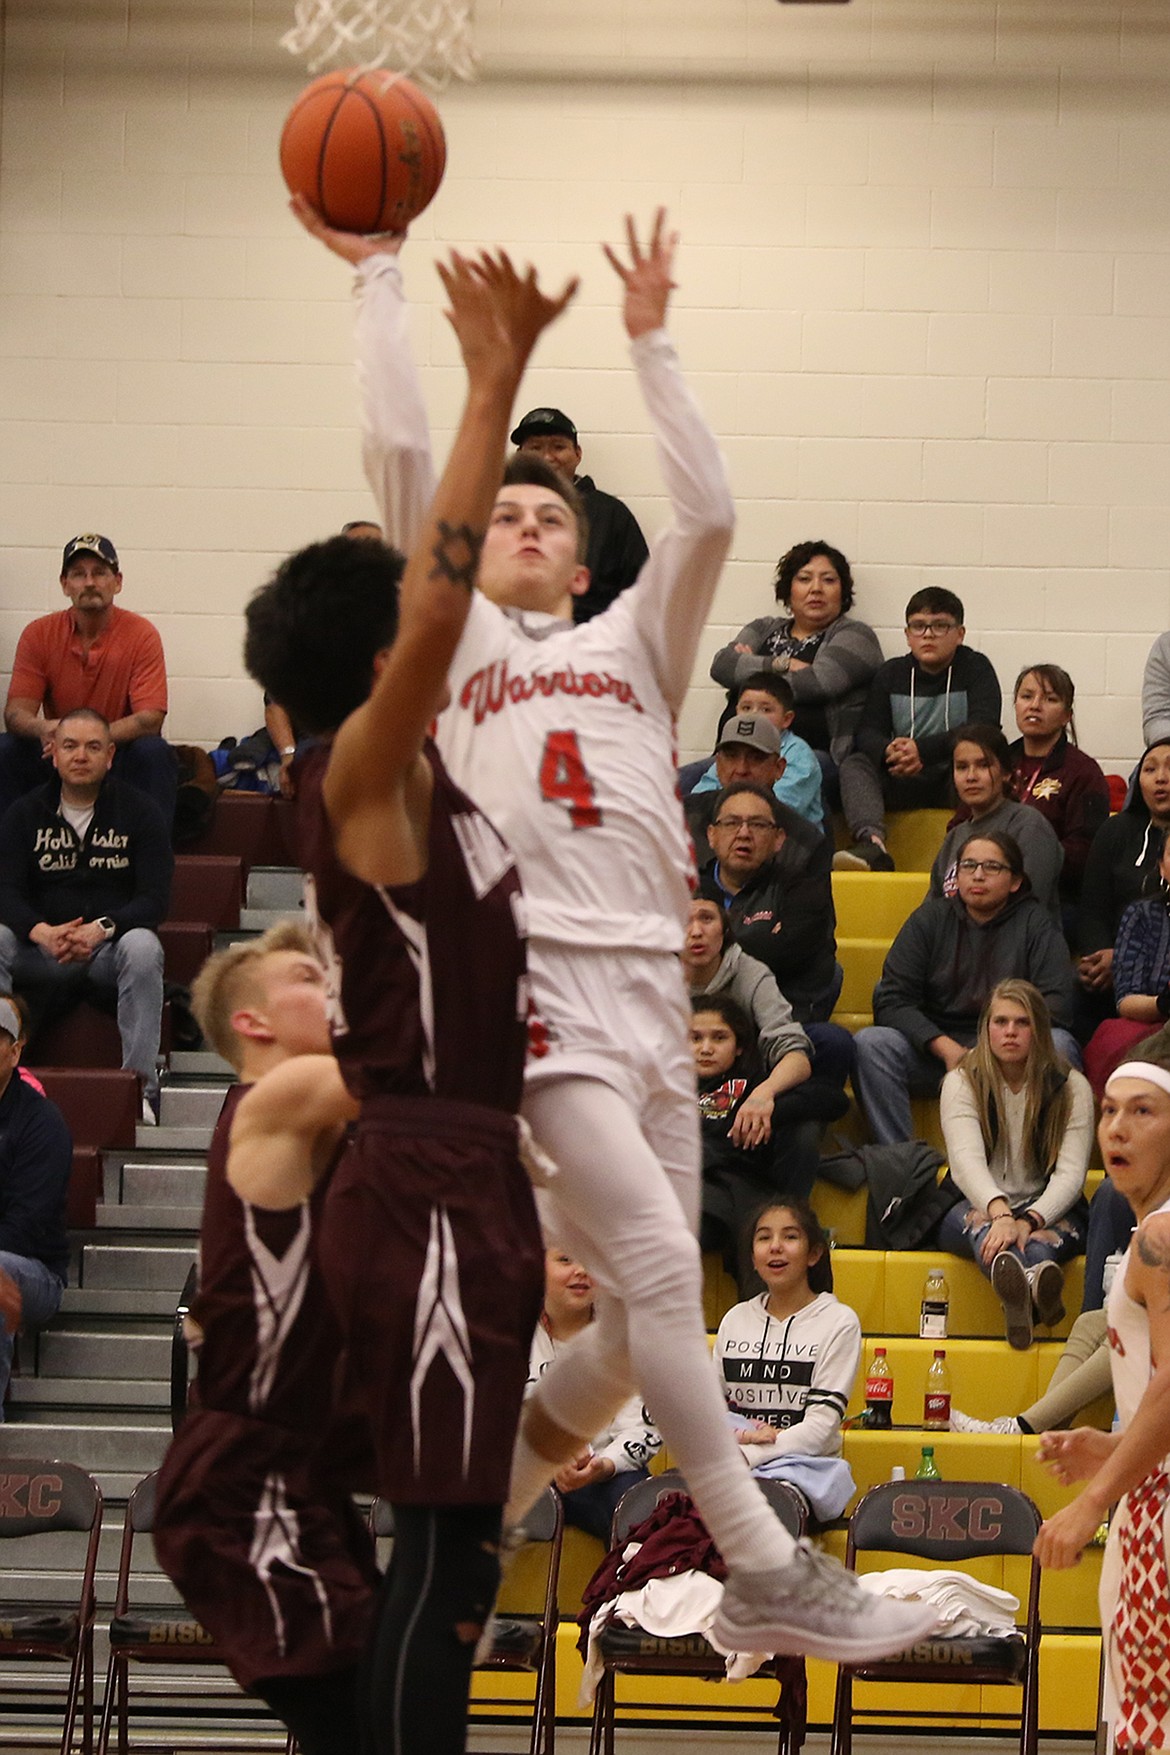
[279,69,446,234]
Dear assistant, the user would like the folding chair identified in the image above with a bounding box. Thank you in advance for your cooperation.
[830,1478,1042,1755]
[97,1471,294,1755]
[369,1488,564,1755]
[0,1456,102,1755]
[587,1468,808,1755]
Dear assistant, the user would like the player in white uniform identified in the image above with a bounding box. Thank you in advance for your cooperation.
[1037,1056,1170,1749]
[293,200,937,1662]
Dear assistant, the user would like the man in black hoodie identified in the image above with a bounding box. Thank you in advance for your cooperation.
[853,829,1077,1143]
[0,709,173,1120]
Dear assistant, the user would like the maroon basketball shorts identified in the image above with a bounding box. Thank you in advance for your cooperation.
[318,1094,544,1505]
[154,1409,379,1691]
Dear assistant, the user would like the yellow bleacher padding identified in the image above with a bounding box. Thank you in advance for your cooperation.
[835,939,887,1015]
[832,870,930,938]
[884,809,954,871]
[842,1335,1040,1423]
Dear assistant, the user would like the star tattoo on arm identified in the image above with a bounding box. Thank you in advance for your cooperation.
[430,522,484,595]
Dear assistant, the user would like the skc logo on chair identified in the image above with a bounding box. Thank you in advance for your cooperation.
[890,1492,1005,1543]
[0,1472,63,1520]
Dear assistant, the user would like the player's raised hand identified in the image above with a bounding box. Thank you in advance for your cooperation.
[604,208,679,340]
[289,192,407,264]
[437,249,578,384]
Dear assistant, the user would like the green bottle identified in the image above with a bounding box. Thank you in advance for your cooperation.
[915,1444,941,1480]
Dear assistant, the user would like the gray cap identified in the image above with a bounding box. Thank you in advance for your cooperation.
[0,999,22,1043]
[716,714,782,757]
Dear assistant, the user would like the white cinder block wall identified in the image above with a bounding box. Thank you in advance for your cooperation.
[2,0,1168,768]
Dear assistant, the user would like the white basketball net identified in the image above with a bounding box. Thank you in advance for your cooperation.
[282,0,477,86]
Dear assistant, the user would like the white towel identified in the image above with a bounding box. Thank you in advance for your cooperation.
[856,1567,1020,1638]
[580,1570,771,1705]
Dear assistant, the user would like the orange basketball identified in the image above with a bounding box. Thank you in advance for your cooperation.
[280,69,446,233]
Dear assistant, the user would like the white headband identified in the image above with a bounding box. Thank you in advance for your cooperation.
[1106,1061,1170,1101]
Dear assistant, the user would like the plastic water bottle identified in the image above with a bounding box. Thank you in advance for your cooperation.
[915,1444,941,1480]
[864,1346,894,1429]
[919,1265,950,1339]
[923,1350,951,1430]
[890,1465,906,1482]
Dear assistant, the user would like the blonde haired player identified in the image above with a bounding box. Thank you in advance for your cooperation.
[292,201,937,1662]
[152,924,375,1755]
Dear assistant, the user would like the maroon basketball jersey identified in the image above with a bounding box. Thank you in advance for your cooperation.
[295,739,529,1110]
[188,1085,344,1433]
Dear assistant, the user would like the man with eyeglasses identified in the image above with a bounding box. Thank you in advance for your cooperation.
[835,587,1001,872]
[852,830,1077,1144]
[700,781,838,1026]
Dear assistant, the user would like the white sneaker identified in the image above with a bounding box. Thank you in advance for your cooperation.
[949,1408,1020,1435]
[140,1094,158,1127]
[711,1539,941,1662]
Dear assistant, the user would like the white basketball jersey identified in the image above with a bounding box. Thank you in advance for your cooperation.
[437,593,690,951]
[355,254,734,955]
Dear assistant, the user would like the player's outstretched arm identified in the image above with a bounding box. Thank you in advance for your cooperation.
[324,251,577,887]
[604,210,734,714]
[227,1053,358,1211]
[290,193,436,553]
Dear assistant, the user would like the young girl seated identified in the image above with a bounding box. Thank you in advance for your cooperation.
[693,996,824,1293]
[526,1248,661,1543]
[715,1200,861,1467]
[938,978,1093,1351]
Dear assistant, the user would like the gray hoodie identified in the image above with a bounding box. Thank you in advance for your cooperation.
[689,941,811,1070]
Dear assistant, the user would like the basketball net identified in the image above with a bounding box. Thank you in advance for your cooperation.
[281,0,476,86]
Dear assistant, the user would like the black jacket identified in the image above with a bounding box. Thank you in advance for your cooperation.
[0,1073,71,1280]
[873,889,1074,1050]
[694,802,836,1023]
[572,477,649,624]
[1076,773,1165,956]
[0,777,174,942]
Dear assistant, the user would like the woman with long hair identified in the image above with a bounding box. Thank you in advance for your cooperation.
[708,540,883,783]
[1036,1044,1170,1750]
[932,722,1064,921]
[1010,664,1111,908]
[1077,739,1170,1023]
[938,978,1093,1350]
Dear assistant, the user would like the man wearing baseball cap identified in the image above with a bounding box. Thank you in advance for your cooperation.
[510,407,648,623]
[0,996,71,1414]
[0,536,176,827]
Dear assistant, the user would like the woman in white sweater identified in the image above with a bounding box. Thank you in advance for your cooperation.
[939,978,1094,1351]
[715,1200,861,1462]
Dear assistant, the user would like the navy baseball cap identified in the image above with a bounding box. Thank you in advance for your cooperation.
[510,407,578,446]
[61,534,119,572]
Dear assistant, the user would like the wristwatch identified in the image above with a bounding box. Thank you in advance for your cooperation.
[96,918,116,940]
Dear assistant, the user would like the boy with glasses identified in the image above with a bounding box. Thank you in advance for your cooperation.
[835,587,1001,871]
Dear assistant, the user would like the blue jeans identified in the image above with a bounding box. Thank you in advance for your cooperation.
[0,1252,65,1417]
[936,1198,1088,1279]
[854,1024,1083,1144]
[0,924,163,1098]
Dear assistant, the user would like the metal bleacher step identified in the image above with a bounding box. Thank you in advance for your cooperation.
[79,1244,194,1294]
[137,1122,215,1152]
[37,1329,171,1380]
[57,1287,186,1319]
[117,1161,207,1207]
[247,865,304,911]
[159,1085,230,1129]
[9,1377,169,1412]
[0,1421,169,1473]
[238,906,301,932]
[170,1048,234,1078]
[93,1206,200,1233]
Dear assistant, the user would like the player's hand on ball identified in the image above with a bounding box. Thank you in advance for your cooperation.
[604,208,679,340]
[289,192,406,264]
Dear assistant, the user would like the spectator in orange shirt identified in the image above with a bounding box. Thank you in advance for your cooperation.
[1,535,177,829]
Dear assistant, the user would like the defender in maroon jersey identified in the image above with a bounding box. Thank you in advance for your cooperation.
[154,924,377,1755]
[243,238,575,1755]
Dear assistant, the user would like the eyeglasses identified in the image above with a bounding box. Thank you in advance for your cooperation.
[957,858,1010,875]
[711,816,776,834]
[906,618,958,636]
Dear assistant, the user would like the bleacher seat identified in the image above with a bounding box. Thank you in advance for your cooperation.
[168,856,243,931]
[182,793,296,876]
[31,1068,139,1227]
